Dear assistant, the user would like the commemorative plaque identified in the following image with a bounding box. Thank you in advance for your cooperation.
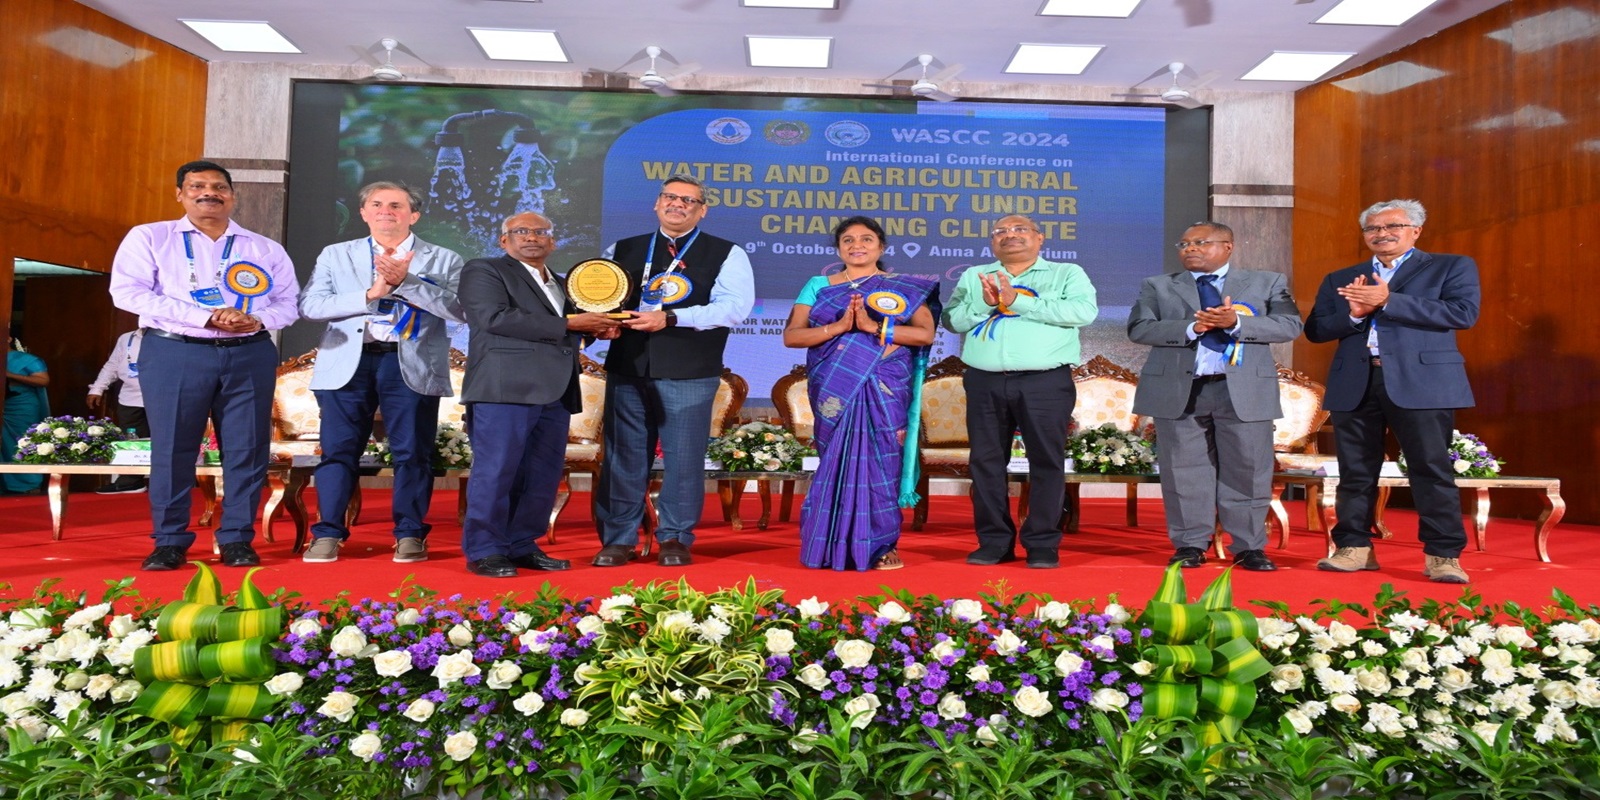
[563,258,633,318]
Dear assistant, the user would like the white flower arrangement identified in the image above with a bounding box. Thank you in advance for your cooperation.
[1067,423,1157,475]
[705,421,814,472]
[1398,429,1502,478]
[364,422,472,470]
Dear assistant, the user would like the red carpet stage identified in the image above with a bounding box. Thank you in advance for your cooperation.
[2,487,1597,612]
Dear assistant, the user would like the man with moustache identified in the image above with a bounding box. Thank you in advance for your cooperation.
[110,160,300,571]
[1305,199,1479,584]
[942,214,1098,569]
[592,175,755,568]
[1128,222,1302,571]
[298,181,466,564]
[457,212,621,577]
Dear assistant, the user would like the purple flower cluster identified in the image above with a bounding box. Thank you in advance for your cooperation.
[12,415,127,464]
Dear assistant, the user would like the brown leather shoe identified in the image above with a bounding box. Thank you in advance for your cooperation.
[658,540,693,567]
[591,544,637,567]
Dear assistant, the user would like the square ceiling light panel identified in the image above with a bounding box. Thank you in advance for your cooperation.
[180,21,299,53]
[1004,44,1103,75]
[743,0,839,8]
[468,29,569,62]
[1038,0,1142,17]
[1316,0,1437,27]
[1241,52,1354,82]
[747,36,833,68]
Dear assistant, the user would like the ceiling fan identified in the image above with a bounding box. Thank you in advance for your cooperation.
[352,38,455,84]
[864,54,964,103]
[596,46,701,96]
[1113,62,1210,108]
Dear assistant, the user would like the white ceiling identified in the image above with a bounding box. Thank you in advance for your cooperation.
[74,0,1508,96]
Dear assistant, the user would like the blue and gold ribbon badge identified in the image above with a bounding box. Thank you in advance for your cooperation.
[224,262,272,313]
[866,290,908,317]
[1225,302,1258,365]
[391,304,422,340]
[649,273,693,306]
[971,285,1037,339]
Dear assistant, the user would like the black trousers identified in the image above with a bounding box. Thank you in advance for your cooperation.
[1330,365,1467,557]
[963,364,1076,554]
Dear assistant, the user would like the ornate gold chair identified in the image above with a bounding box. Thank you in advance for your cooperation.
[911,355,971,530]
[768,364,812,525]
[1037,356,1145,533]
[1271,365,1335,539]
[270,350,323,460]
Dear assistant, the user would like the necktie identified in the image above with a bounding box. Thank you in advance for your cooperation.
[1196,275,1231,353]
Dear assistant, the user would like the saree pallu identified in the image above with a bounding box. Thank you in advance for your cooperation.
[798,274,939,571]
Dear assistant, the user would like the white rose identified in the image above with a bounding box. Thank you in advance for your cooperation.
[1035,601,1071,623]
[86,426,106,437]
[1361,641,1388,658]
[1090,688,1129,712]
[513,693,546,716]
[1329,694,1362,715]
[798,664,830,691]
[876,601,911,624]
[797,597,829,619]
[62,603,110,630]
[1054,652,1087,678]
[447,623,474,648]
[430,650,481,687]
[559,708,589,727]
[394,608,422,627]
[69,442,90,454]
[317,691,359,722]
[574,664,602,685]
[1270,664,1305,693]
[1399,647,1432,673]
[929,640,958,663]
[348,732,382,761]
[937,693,968,720]
[52,427,70,439]
[107,615,138,639]
[1090,634,1117,659]
[485,660,523,691]
[576,615,606,637]
[264,673,303,696]
[1328,621,1359,647]
[403,698,436,723]
[0,692,34,718]
[505,612,533,634]
[967,664,991,682]
[1285,708,1314,734]
[903,661,928,680]
[1471,721,1503,743]
[1542,681,1579,709]
[372,649,413,678]
[34,443,55,456]
[1496,626,1537,648]
[834,639,875,669]
[329,626,368,658]
[109,680,142,704]
[7,609,49,630]
[289,618,322,638]
[976,723,1001,745]
[658,611,695,635]
[991,629,1023,657]
[443,730,477,762]
[83,674,117,700]
[1013,685,1053,717]
[1439,667,1474,693]
[792,726,820,753]
[1574,677,1600,708]
[597,594,635,622]
[1354,667,1392,696]
[843,693,882,728]
[1129,660,1156,677]
[950,599,985,623]
[764,628,796,655]
[520,628,554,654]
[1103,603,1132,625]
[61,672,89,692]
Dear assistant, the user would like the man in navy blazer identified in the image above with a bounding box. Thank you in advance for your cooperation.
[299,181,465,565]
[1304,199,1480,584]
[456,212,621,577]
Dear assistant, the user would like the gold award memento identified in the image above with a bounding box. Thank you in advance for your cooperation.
[563,258,633,318]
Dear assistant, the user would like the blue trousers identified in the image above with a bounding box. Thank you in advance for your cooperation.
[311,351,441,542]
[139,333,276,550]
[460,401,570,562]
[595,374,719,547]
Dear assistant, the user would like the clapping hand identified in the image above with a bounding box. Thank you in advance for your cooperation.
[1193,294,1238,333]
[1338,272,1390,318]
[850,294,880,334]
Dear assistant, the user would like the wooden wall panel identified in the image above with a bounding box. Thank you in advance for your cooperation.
[1294,0,1600,524]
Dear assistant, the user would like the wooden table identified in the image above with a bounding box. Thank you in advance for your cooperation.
[1270,472,1566,561]
[0,463,292,548]
[1011,471,1162,532]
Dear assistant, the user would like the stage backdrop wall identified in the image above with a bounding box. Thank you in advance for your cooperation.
[1292,0,1600,524]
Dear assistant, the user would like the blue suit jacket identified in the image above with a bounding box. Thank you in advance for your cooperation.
[1304,249,1479,412]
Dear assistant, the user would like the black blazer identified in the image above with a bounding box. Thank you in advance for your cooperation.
[458,255,582,413]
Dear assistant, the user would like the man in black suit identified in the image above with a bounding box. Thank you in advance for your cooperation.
[1305,199,1480,584]
[457,212,621,577]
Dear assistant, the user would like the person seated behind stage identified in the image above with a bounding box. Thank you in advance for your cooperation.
[3,329,50,496]
[298,181,466,565]
[87,329,148,494]
[782,216,939,571]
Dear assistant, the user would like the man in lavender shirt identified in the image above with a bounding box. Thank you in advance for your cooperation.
[109,160,301,571]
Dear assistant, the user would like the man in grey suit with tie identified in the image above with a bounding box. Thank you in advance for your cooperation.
[299,181,465,564]
[457,212,621,577]
[1129,222,1302,571]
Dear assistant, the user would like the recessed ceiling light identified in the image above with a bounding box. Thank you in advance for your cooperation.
[1004,44,1102,75]
[1240,52,1354,82]
[1038,0,1142,18]
[180,21,300,54]
[467,28,569,62]
[743,0,839,8]
[746,36,833,68]
[1316,0,1437,27]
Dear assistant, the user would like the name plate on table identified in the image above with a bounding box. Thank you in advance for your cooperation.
[564,258,633,318]
[802,456,819,471]
[1007,457,1030,474]
[109,440,152,465]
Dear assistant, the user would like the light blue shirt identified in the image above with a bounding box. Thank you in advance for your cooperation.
[1184,264,1239,377]
[1360,248,1414,355]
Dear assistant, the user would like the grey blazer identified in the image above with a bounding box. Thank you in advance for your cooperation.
[458,255,582,413]
[1127,268,1303,422]
[299,237,466,396]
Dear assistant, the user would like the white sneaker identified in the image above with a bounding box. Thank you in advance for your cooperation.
[302,537,341,563]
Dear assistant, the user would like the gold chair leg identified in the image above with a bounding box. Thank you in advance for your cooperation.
[547,470,571,544]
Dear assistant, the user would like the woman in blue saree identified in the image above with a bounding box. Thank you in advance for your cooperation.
[783,217,939,571]
[3,330,51,494]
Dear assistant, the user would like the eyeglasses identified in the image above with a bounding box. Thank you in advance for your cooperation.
[1174,240,1231,250]
[1361,223,1416,235]
[505,227,553,239]
[990,225,1038,237]
[658,191,706,207]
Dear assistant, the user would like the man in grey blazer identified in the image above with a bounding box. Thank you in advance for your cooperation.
[1128,222,1302,571]
[457,212,621,577]
[299,181,466,564]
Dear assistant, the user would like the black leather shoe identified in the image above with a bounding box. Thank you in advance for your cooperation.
[1232,549,1279,572]
[658,540,693,567]
[467,555,518,578]
[966,547,1017,566]
[141,546,188,571]
[1169,547,1208,568]
[592,544,637,567]
[1026,548,1060,569]
[509,551,571,571]
[219,542,260,567]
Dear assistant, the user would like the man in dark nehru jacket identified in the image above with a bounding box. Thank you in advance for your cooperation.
[592,175,755,568]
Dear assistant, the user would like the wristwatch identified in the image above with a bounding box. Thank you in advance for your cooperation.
[663,310,678,328]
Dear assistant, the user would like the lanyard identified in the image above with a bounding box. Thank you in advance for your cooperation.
[642,229,700,283]
[182,231,236,291]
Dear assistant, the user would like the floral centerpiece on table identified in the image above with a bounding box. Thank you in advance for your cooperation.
[1399,429,1501,478]
[365,423,473,470]
[706,421,814,471]
[11,415,129,464]
[1068,423,1156,475]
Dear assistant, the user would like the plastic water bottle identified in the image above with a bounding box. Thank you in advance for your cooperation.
[1010,434,1026,459]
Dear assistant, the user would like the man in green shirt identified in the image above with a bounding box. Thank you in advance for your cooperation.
[942,214,1098,569]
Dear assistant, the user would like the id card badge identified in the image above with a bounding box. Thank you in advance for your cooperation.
[191,288,226,307]
[376,298,397,315]
[127,362,140,378]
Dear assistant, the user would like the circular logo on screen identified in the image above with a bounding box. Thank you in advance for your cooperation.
[763,120,810,146]
[824,120,870,148]
[706,117,751,145]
